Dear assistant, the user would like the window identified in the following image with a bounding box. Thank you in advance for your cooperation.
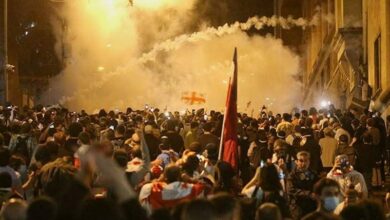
[374,34,381,95]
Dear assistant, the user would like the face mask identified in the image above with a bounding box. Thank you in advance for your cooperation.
[323,196,340,211]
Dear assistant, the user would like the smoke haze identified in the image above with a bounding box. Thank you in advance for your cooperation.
[43,0,304,113]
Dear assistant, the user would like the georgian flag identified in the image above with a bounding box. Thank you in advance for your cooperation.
[139,181,204,212]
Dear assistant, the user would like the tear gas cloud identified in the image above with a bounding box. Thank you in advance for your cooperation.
[43,0,308,113]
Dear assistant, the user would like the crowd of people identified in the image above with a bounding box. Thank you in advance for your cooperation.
[0,103,390,220]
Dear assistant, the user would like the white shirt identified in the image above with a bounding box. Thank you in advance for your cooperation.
[327,169,368,199]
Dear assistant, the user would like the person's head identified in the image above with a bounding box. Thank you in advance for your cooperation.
[78,198,123,220]
[190,121,199,130]
[181,199,217,220]
[362,132,372,144]
[164,165,181,183]
[323,127,333,137]
[27,197,58,220]
[0,147,11,166]
[334,154,350,173]
[39,159,77,202]
[294,112,300,119]
[204,143,218,161]
[182,154,200,176]
[203,122,213,133]
[210,193,240,220]
[68,122,83,138]
[159,136,170,151]
[255,203,282,220]
[276,131,286,140]
[340,200,386,220]
[215,161,235,192]
[0,172,12,188]
[296,151,310,171]
[20,122,32,134]
[113,150,129,169]
[1,199,28,220]
[257,129,268,143]
[282,113,291,122]
[313,178,341,212]
[338,134,349,144]
[344,187,359,206]
[188,142,202,154]
[115,125,126,136]
[78,132,91,145]
[259,163,282,191]
[366,118,376,128]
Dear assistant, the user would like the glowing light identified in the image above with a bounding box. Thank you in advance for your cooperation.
[25,31,29,36]
[97,66,105,71]
[320,100,330,107]
[106,44,112,48]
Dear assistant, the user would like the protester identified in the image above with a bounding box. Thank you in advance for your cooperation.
[319,127,338,172]
[327,154,368,199]
[0,104,387,220]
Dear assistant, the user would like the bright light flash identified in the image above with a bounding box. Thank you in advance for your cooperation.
[97,66,105,72]
[320,100,330,107]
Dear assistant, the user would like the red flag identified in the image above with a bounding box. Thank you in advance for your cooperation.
[219,48,238,170]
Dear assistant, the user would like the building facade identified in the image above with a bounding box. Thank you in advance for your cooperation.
[363,0,390,116]
[303,0,389,118]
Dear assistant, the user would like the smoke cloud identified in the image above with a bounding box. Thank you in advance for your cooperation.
[43,0,306,113]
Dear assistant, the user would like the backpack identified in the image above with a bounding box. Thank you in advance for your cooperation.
[13,136,30,161]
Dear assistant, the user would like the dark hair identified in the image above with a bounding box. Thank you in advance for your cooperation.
[203,122,213,132]
[215,161,235,193]
[339,134,349,143]
[164,165,181,183]
[362,132,372,144]
[113,150,129,168]
[68,122,83,138]
[282,113,291,122]
[182,199,217,220]
[256,203,282,220]
[340,200,386,220]
[20,122,32,134]
[205,143,218,161]
[27,197,58,220]
[0,147,10,166]
[182,155,199,176]
[9,155,25,171]
[313,178,340,195]
[116,125,126,135]
[210,193,240,220]
[0,172,12,188]
[188,142,202,154]
[259,164,282,191]
[190,121,199,129]
[79,198,123,220]
[78,132,91,145]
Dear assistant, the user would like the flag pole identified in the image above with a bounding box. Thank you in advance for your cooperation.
[218,78,231,160]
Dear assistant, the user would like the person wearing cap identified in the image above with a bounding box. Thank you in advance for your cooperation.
[319,127,338,172]
[326,154,367,199]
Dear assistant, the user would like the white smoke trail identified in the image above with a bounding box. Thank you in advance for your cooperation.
[57,14,318,106]
[139,14,319,63]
